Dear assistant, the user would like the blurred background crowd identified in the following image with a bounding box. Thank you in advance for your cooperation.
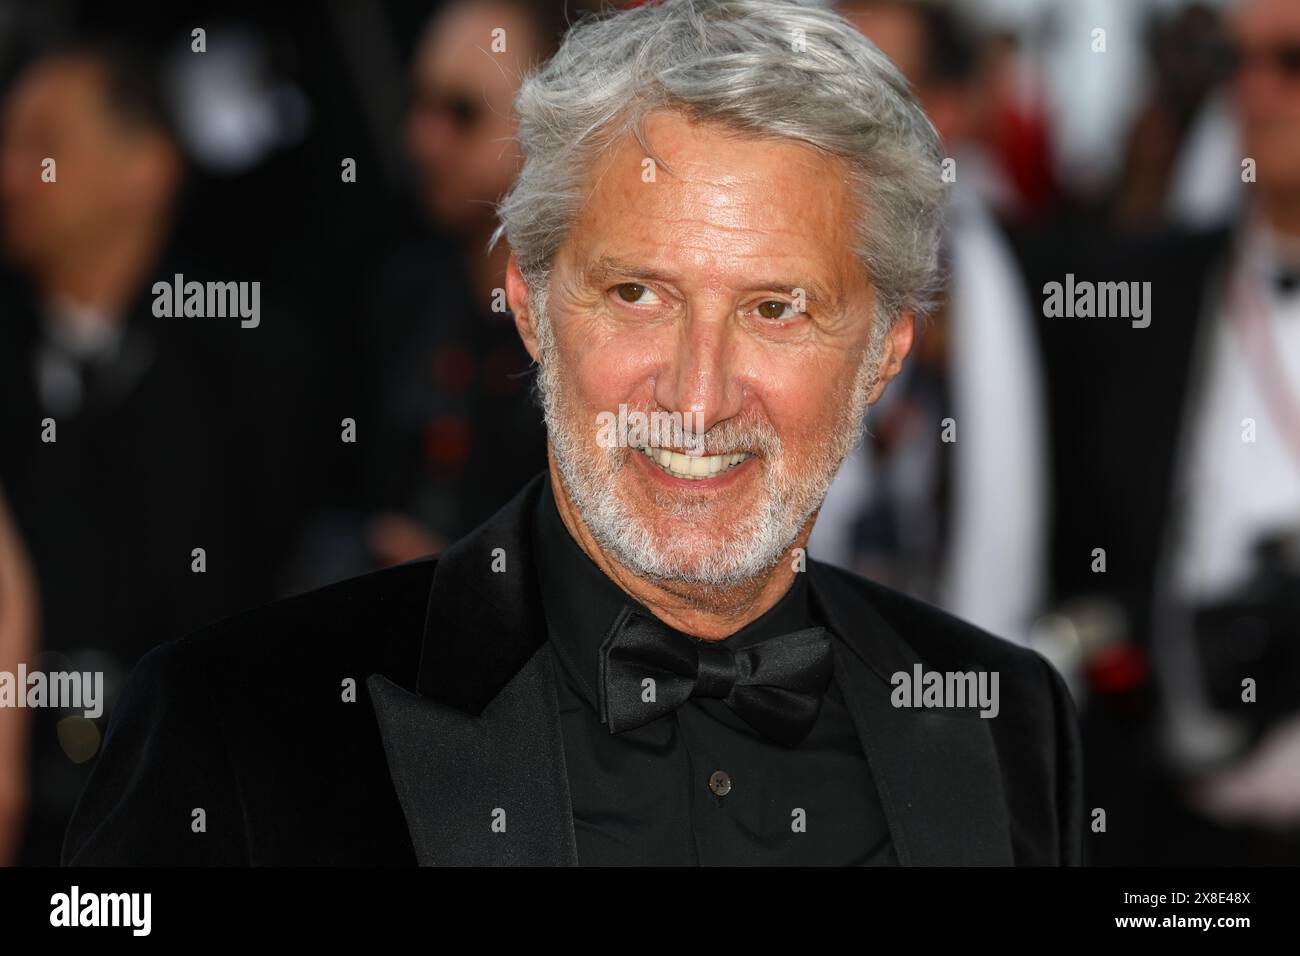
[0,0,1297,866]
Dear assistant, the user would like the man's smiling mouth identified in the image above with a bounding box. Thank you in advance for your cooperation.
[637,445,754,480]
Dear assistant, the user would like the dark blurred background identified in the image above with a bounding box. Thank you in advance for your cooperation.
[1,0,1297,867]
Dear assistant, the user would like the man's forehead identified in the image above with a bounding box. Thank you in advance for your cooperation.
[9,58,106,126]
[19,58,98,101]
[418,3,539,84]
[567,112,863,302]
[595,111,842,190]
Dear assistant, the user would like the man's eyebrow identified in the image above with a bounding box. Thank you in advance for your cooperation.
[583,256,840,305]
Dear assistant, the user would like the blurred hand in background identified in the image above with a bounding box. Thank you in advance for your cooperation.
[0,489,37,866]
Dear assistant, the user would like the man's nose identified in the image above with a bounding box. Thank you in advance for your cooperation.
[652,306,745,439]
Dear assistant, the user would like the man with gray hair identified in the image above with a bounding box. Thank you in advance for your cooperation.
[64,0,1081,866]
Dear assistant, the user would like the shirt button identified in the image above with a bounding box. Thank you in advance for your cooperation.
[708,770,732,796]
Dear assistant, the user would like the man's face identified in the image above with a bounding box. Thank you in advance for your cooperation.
[519,109,911,589]
[1229,0,1300,194]
[404,1,539,233]
[841,2,926,83]
[0,58,147,267]
[839,2,973,147]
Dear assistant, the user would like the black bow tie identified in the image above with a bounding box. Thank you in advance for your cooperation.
[597,606,835,747]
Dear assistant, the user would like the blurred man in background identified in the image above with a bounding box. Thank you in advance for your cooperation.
[1047,0,1300,864]
[813,0,1050,647]
[357,0,584,567]
[0,41,268,863]
[0,489,37,865]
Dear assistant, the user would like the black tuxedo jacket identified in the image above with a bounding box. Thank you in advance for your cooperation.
[1015,223,1235,640]
[63,473,1083,866]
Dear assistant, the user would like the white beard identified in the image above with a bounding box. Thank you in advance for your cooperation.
[532,284,886,591]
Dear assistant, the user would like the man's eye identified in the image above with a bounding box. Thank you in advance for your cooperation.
[612,283,660,305]
[754,300,801,321]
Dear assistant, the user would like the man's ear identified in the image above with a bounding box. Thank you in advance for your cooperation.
[506,251,540,363]
[866,310,915,404]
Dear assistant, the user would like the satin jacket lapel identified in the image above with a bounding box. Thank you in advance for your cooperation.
[809,561,1014,866]
[369,474,578,865]
[368,643,576,865]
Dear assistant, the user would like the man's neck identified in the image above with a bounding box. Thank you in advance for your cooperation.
[546,459,814,641]
[38,218,167,319]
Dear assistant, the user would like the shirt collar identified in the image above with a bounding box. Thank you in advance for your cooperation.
[532,471,814,711]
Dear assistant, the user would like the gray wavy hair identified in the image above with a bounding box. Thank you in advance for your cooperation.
[489,0,946,325]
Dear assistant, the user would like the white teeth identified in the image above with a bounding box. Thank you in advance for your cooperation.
[638,446,751,480]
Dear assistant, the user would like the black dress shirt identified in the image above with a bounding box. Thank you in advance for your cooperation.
[533,473,896,865]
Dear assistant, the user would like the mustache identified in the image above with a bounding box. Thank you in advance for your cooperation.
[610,410,785,458]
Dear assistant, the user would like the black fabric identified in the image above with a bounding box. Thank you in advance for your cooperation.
[63,471,1082,866]
[1007,224,1232,643]
[368,650,578,866]
[0,256,321,865]
[532,477,893,864]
